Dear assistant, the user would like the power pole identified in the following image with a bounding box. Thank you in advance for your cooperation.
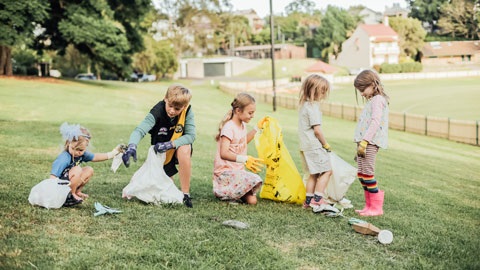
[269,0,276,112]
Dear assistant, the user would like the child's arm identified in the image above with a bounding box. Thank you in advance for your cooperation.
[363,96,386,142]
[246,129,256,143]
[91,145,123,162]
[313,125,330,150]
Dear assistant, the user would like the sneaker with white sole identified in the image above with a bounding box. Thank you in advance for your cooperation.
[312,203,340,214]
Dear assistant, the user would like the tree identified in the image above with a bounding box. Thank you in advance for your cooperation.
[389,17,427,59]
[132,37,178,79]
[284,0,316,15]
[407,0,448,33]
[437,0,480,39]
[313,6,357,61]
[0,0,48,75]
[34,0,151,79]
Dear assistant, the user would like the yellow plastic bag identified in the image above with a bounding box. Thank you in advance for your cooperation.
[255,117,306,204]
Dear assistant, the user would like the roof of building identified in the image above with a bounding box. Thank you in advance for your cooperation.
[422,40,480,57]
[360,24,398,37]
[234,44,302,51]
[305,60,336,74]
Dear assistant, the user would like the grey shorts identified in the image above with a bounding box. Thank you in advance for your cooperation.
[300,148,331,175]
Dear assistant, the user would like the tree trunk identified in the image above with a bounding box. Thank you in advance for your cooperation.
[0,46,13,76]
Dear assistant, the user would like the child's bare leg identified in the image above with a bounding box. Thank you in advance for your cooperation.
[241,191,257,205]
[315,170,332,194]
[76,166,94,199]
[176,145,192,194]
[68,166,84,200]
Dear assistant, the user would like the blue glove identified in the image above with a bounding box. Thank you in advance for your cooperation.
[154,141,174,154]
[122,143,137,167]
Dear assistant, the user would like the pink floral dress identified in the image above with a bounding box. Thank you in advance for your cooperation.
[212,120,263,201]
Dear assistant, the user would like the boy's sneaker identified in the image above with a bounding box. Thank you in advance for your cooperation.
[183,194,193,208]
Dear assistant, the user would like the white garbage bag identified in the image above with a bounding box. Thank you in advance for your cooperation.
[28,178,71,209]
[122,146,183,205]
[325,152,356,203]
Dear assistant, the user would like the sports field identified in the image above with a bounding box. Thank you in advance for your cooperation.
[0,77,478,269]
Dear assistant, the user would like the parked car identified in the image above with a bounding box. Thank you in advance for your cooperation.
[75,73,96,80]
[129,73,156,82]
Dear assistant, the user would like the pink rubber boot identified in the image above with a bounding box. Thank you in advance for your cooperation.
[360,190,384,217]
[355,190,371,214]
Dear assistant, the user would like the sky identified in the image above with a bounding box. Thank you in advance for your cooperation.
[229,0,408,17]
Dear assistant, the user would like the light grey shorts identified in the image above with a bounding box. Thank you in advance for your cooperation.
[300,148,331,175]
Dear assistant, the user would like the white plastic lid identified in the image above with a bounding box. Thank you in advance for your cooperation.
[378,230,393,244]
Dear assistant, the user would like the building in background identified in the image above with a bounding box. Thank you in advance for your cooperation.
[421,41,480,65]
[333,20,399,73]
[234,44,306,59]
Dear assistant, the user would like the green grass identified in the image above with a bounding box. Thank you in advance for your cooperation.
[328,77,480,121]
[1,77,479,269]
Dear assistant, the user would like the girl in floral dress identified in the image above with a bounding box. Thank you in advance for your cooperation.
[212,93,265,204]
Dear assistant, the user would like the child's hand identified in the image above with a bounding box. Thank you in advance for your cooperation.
[107,144,126,159]
[256,117,268,130]
[245,156,265,173]
[357,140,368,158]
[154,141,174,154]
[322,143,332,152]
[122,144,137,167]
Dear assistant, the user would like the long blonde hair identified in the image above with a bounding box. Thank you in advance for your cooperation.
[354,69,389,104]
[215,93,255,141]
[299,74,330,105]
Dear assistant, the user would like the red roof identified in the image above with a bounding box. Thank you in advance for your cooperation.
[306,60,336,74]
[360,24,398,39]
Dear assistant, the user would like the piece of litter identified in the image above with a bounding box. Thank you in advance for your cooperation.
[94,202,122,216]
[222,220,249,229]
[378,230,393,244]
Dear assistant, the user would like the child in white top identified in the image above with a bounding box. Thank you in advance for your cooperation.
[353,69,389,217]
[213,93,265,205]
[298,74,334,211]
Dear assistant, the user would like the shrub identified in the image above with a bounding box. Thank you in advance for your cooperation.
[380,63,401,73]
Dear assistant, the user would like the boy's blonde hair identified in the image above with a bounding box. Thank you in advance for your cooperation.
[215,93,255,141]
[165,84,192,107]
[299,74,330,104]
[354,69,389,103]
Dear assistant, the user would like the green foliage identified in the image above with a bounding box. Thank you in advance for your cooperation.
[12,48,37,75]
[437,0,480,40]
[380,62,423,73]
[380,63,402,73]
[0,0,49,46]
[34,0,151,78]
[389,17,427,59]
[313,6,357,61]
[0,78,479,269]
[400,62,423,72]
[0,0,49,75]
[407,0,448,33]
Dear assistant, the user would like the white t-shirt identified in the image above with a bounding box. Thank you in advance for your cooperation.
[298,101,323,151]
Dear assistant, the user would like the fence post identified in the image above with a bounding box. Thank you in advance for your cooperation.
[425,115,428,136]
[477,120,479,146]
[448,117,450,140]
[403,113,406,132]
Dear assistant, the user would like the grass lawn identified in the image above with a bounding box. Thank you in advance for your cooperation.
[0,77,479,269]
[328,77,480,121]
